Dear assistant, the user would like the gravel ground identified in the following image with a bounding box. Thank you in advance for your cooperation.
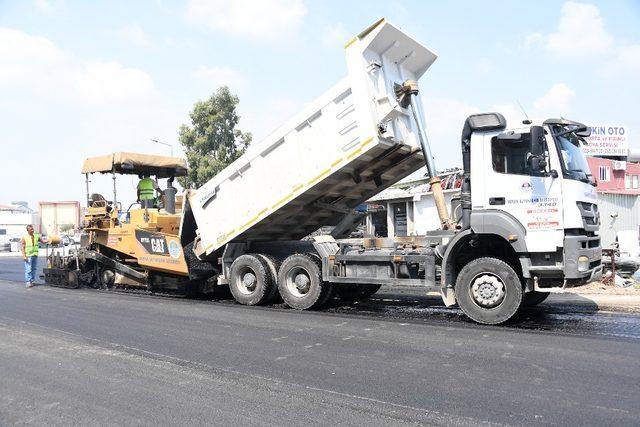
[566,280,640,295]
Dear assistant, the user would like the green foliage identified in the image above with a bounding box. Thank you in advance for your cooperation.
[178,86,252,188]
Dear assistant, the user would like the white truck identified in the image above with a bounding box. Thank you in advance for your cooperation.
[180,19,602,324]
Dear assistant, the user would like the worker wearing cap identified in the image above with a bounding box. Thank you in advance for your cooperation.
[21,224,47,288]
[137,174,160,208]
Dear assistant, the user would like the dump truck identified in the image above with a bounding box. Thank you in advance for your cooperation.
[46,19,602,324]
[178,18,602,323]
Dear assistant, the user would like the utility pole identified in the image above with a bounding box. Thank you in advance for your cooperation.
[150,139,174,157]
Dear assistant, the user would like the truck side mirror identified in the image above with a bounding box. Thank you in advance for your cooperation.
[529,155,547,172]
[530,126,545,156]
[529,126,547,173]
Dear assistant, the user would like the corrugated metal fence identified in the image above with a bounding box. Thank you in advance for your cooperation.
[597,193,640,248]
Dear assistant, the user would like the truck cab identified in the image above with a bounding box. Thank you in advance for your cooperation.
[439,114,602,323]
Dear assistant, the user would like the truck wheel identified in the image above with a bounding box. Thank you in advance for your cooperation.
[336,284,382,301]
[523,291,550,307]
[255,254,281,303]
[454,257,523,325]
[229,254,274,306]
[278,253,332,310]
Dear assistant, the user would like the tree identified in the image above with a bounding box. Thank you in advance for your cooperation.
[178,86,252,188]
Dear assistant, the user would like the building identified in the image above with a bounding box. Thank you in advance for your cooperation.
[365,170,462,237]
[0,202,39,242]
[39,201,81,236]
[587,157,640,193]
[586,157,640,248]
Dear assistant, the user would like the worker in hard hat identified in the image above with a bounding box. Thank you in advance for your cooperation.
[21,224,48,288]
[137,174,161,208]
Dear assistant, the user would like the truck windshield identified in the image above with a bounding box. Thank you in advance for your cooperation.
[552,126,593,185]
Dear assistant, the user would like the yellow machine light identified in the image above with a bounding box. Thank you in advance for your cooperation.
[507,234,518,242]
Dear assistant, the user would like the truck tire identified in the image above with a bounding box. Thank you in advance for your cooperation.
[454,257,523,325]
[278,253,332,310]
[255,254,281,303]
[522,291,550,307]
[336,284,382,301]
[229,254,274,306]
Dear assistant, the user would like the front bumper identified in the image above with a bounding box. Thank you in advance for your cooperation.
[523,234,602,290]
[563,234,602,281]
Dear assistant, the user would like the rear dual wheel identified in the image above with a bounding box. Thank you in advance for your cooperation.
[229,254,277,306]
[229,252,334,309]
[278,253,334,310]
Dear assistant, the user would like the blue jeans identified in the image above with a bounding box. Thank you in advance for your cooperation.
[24,256,38,284]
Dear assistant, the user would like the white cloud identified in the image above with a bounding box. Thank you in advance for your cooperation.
[115,25,151,47]
[0,27,68,67]
[525,2,613,57]
[524,2,640,79]
[0,28,175,207]
[76,61,156,106]
[186,0,307,40]
[532,83,575,117]
[0,28,158,106]
[194,66,246,90]
[322,23,350,48]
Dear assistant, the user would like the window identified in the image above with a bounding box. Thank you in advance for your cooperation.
[626,174,632,189]
[598,166,610,182]
[491,133,547,176]
[633,175,639,189]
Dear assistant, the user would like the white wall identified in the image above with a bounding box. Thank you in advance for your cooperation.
[39,202,80,235]
[412,190,460,235]
[0,211,40,238]
[597,193,640,248]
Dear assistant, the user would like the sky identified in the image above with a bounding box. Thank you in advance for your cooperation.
[1,0,639,208]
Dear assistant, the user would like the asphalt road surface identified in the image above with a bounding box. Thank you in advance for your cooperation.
[1,256,639,426]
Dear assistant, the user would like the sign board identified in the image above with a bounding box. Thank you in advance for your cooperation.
[583,125,628,156]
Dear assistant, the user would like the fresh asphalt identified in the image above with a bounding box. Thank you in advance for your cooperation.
[1,256,639,426]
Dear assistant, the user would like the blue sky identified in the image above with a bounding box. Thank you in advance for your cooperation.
[1,0,639,207]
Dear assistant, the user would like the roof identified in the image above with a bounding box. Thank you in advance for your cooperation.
[597,189,640,196]
[0,204,34,214]
[81,152,187,178]
[367,169,463,202]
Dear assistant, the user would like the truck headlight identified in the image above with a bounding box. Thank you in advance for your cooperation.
[578,256,589,272]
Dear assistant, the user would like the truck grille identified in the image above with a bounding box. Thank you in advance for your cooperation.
[576,202,600,231]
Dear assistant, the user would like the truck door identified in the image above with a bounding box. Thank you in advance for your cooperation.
[476,130,564,252]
